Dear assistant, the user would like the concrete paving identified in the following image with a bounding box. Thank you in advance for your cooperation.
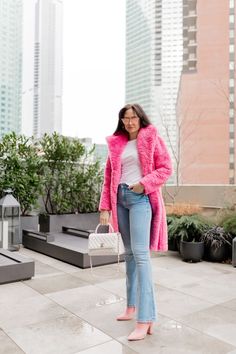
[0,247,235,354]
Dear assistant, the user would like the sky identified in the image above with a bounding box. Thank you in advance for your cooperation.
[62,0,126,143]
[22,0,126,144]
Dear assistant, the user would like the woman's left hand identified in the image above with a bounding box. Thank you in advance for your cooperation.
[128,183,144,194]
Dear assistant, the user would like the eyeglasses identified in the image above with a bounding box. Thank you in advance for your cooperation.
[121,116,139,124]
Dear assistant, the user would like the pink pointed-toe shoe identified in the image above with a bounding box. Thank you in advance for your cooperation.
[116,307,135,321]
[127,322,153,341]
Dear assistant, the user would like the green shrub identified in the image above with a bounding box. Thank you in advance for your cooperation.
[167,214,180,241]
[40,133,103,214]
[0,132,42,215]
[73,160,103,213]
[219,214,236,237]
[168,214,210,242]
[0,132,103,215]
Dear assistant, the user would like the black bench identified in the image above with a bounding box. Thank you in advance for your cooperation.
[62,226,93,238]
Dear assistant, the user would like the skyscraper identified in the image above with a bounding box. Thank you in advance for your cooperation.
[33,0,62,138]
[178,0,235,184]
[125,0,183,181]
[0,0,22,139]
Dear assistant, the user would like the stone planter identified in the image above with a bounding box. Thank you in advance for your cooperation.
[20,215,39,243]
[39,213,100,233]
[233,237,236,267]
[168,237,178,251]
[180,240,205,263]
[205,243,230,262]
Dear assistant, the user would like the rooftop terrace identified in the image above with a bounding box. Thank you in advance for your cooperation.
[0,247,236,354]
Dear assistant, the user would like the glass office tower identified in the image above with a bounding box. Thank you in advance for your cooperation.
[126,0,183,183]
[0,0,23,139]
[33,0,62,138]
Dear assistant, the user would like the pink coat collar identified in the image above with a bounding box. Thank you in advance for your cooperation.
[106,125,157,145]
[106,125,158,175]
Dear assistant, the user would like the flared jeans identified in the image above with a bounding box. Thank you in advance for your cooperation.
[117,183,157,323]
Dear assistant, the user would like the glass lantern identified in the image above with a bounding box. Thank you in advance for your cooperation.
[0,189,21,251]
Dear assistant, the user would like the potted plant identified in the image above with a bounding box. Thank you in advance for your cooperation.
[201,226,233,262]
[169,214,210,262]
[166,203,205,254]
[167,215,179,251]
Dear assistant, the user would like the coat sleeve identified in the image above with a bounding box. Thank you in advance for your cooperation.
[140,135,173,194]
[99,156,112,211]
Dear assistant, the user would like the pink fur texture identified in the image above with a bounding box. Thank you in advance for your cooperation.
[99,125,172,251]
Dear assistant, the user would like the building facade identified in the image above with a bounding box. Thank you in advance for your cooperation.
[0,0,22,140]
[125,0,183,183]
[178,0,236,184]
[33,0,62,138]
[94,144,108,167]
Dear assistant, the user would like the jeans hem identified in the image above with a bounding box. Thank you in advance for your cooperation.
[136,318,157,323]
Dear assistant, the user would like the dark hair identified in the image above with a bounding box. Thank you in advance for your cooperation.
[113,103,151,136]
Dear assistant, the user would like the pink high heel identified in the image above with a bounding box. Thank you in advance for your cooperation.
[147,323,154,335]
[116,307,135,321]
[127,323,153,341]
[116,313,134,321]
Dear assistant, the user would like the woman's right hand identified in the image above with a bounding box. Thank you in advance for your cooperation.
[100,210,110,225]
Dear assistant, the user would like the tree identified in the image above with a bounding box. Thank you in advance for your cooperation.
[159,97,204,204]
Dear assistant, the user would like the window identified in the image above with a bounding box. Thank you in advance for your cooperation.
[230,44,235,53]
[229,169,234,178]
[229,0,235,9]
[230,78,235,87]
[230,29,234,38]
[230,14,235,23]
[230,154,234,163]
[229,61,234,70]
[230,108,234,117]
[229,93,234,102]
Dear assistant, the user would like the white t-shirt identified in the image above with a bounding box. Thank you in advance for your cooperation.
[120,139,142,185]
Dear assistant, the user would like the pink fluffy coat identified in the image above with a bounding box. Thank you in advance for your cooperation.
[99,125,172,252]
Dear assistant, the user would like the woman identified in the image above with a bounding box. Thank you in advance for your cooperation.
[99,103,172,341]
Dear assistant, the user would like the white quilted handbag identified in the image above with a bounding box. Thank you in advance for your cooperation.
[88,224,125,269]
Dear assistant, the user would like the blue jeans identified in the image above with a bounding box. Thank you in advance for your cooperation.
[117,183,157,323]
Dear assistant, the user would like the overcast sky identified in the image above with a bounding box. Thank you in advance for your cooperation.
[22,0,126,144]
[63,0,126,143]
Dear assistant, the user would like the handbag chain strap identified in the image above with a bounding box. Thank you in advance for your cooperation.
[94,223,114,233]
